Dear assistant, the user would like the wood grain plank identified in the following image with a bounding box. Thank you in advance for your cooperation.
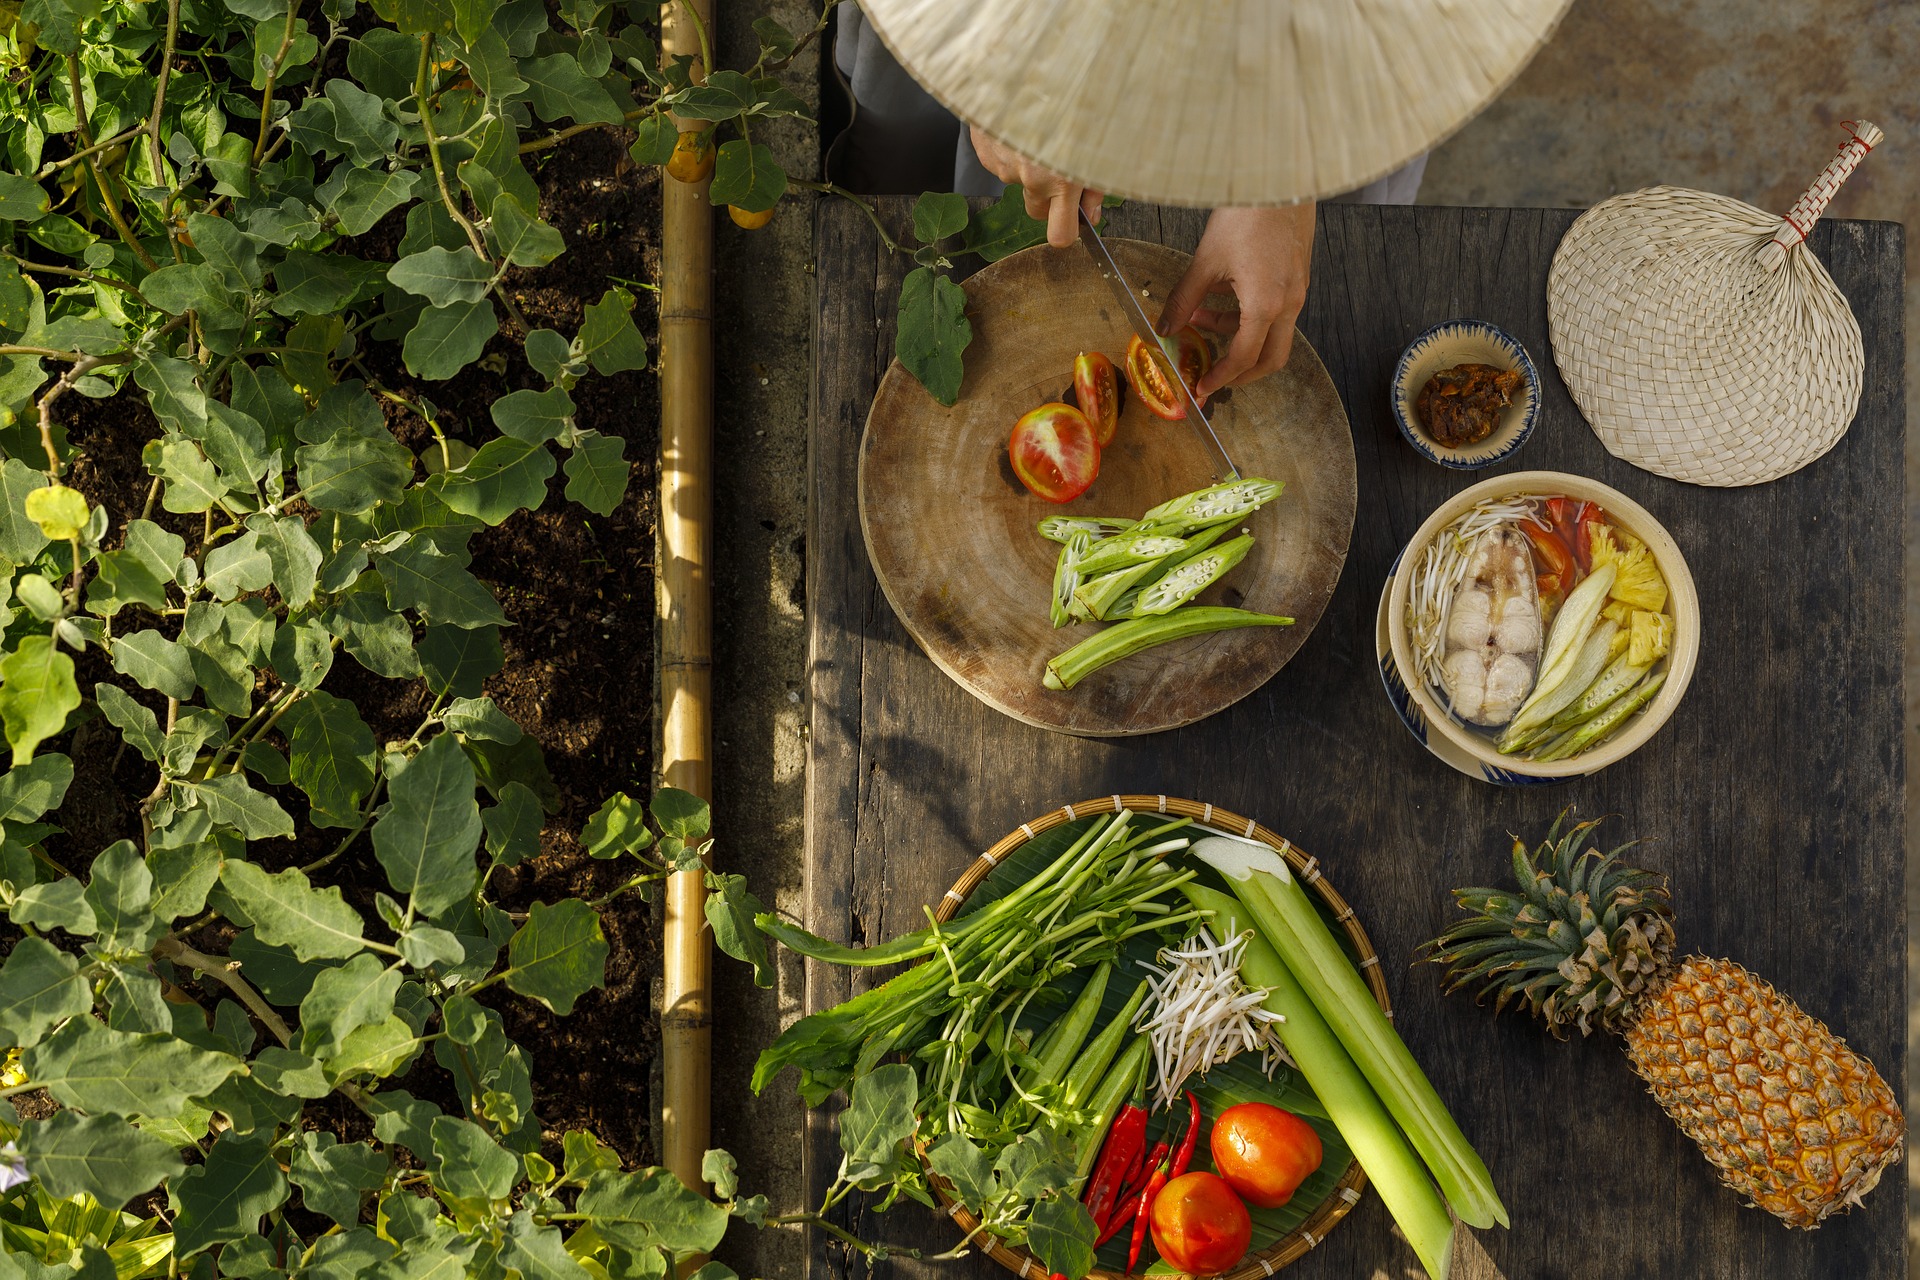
[802,199,1906,1280]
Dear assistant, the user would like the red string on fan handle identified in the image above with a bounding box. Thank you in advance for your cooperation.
[1758,119,1885,273]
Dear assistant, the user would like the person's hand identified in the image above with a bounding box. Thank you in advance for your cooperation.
[969,124,1103,249]
[1157,203,1316,400]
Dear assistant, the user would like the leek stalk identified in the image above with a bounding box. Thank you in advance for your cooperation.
[1190,837,1508,1231]
[1184,884,1454,1280]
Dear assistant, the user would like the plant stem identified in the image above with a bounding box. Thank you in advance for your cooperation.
[2,252,150,305]
[415,34,528,334]
[765,1212,913,1260]
[301,776,385,875]
[68,57,160,271]
[147,0,182,186]
[252,0,304,165]
[155,936,296,1048]
[33,125,144,181]
[788,180,902,253]
[36,355,106,474]
[517,106,657,156]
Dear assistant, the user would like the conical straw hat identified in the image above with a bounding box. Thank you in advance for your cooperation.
[1547,121,1881,487]
[857,0,1574,206]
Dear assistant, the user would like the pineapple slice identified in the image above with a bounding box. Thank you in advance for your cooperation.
[1588,521,1620,571]
[1608,626,1632,659]
[1608,544,1668,612]
[1629,610,1671,666]
[1601,600,1634,627]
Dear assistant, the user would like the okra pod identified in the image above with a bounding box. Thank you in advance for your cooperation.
[1533,670,1667,762]
[1105,523,1240,620]
[1074,533,1189,579]
[1061,978,1151,1111]
[1051,532,1091,630]
[1131,534,1255,616]
[1027,962,1111,1091]
[1544,654,1650,732]
[1500,619,1619,747]
[1039,515,1135,544]
[1133,478,1282,536]
[1074,559,1168,621]
[1043,607,1293,690]
[1070,1034,1152,1184]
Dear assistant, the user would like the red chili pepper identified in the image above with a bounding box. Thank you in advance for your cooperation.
[1096,1189,1137,1247]
[1170,1090,1202,1178]
[1082,1100,1149,1232]
[1126,1154,1170,1273]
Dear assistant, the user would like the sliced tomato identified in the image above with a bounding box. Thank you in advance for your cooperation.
[1009,403,1100,503]
[1073,351,1120,447]
[1572,502,1610,574]
[1123,327,1213,420]
[1520,519,1574,582]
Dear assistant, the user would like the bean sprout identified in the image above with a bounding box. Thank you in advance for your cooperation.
[1406,495,1552,691]
[1134,927,1292,1108]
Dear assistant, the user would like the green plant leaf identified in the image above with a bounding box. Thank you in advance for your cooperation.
[283,690,378,826]
[299,952,403,1058]
[912,191,969,245]
[331,167,422,235]
[701,1148,739,1200]
[443,695,520,743]
[26,1017,242,1117]
[273,615,338,689]
[193,773,296,839]
[519,53,624,125]
[220,859,366,958]
[24,482,87,539]
[403,300,499,380]
[0,751,73,820]
[169,1129,290,1257]
[20,1111,185,1206]
[297,429,415,514]
[842,1063,917,1165]
[563,430,628,515]
[0,935,91,1049]
[397,924,464,970]
[0,458,52,564]
[581,791,650,858]
[273,251,391,317]
[577,1167,730,1254]
[148,842,224,923]
[488,195,566,267]
[706,872,772,989]
[388,246,494,306]
[962,184,1049,261]
[110,630,197,701]
[435,436,555,524]
[503,898,606,1014]
[490,387,574,444]
[649,787,709,839]
[324,77,402,165]
[482,781,542,867]
[205,529,275,599]
[374,536,509,628]
[927,1132,995,1208]
[576,287,646,375]
[85,839,159,949]
[524,327,573,383]
[291,1130,390,1225]
[322,1013,422,1083]
[708,139,785,212]
[371,732,483,918]
[1027,1193,1097,1278]
[0,171,52,221]
[10,877,95,934]
[418,622,502,696]
[500,1209,594,1280]
[666,69,755,120]
[325,589,423,680]
[134,356,210,434]
[2,635,82,762]
[894,267,971,407]
[430,1115,519,1199]
[247,513,323,608]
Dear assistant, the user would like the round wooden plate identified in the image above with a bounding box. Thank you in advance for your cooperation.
[858,238,1357,736]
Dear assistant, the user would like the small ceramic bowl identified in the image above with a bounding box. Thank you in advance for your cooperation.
[1391,319,1539,469]
[1384,471,1699,781]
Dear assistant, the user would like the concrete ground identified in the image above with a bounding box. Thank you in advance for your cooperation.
[701,2,1918,1275]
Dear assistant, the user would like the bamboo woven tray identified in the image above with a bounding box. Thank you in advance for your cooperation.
[925,795,1388,1279]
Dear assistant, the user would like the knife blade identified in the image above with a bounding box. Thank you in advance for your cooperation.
[1078,207,1239,480]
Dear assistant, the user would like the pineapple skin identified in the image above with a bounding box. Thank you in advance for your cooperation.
[1621,955,1905,1229]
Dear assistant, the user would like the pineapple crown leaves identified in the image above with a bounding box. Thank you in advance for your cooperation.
[1423,808,1676,1038]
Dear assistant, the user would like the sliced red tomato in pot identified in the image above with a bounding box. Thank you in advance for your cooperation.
[1073,351,1121,447]
[1009,403,1100,503]
[1123,327,1213,420]
[1572,502,1610,574]
[1520,520,1575,582]
[1209,1102,1324,1209]
[1148,1171,1251,1275]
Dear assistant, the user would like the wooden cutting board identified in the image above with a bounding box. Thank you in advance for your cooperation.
[858,238,1356,736]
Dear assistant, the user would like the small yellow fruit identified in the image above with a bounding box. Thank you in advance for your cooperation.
[728,204,776,230]
[665,130,715,184]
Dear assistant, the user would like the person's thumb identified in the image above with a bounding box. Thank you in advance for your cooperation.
[1156,261,1215,335]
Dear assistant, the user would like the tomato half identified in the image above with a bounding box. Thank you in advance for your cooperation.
[1123,328,1213,420]
[1149,1171,1251,1275]
[1209,1102,1324,1210]
[1008,403,1100,503]
[1073,351,1120,447]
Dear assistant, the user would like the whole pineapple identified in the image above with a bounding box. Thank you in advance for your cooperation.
[1425,811,1903,1228]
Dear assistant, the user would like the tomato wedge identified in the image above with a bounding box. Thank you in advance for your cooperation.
[1009,403,1100,503]
[1073,351,1120,447]
[1123,328,1212,420]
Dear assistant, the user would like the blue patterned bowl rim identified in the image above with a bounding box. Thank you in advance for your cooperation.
[1390,319,1541,471]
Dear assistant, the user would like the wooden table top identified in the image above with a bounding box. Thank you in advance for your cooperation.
[801,199,1907,1280]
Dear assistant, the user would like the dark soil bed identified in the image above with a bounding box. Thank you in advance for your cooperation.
[39,129,664,1167]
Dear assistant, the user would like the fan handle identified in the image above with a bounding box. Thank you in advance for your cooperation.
[1757,120,1884,273]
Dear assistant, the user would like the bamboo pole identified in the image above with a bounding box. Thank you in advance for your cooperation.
[658,0,714,1205]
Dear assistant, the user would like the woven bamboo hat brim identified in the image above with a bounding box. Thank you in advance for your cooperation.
[856,0,1575,206]
[1547,122,1882,488]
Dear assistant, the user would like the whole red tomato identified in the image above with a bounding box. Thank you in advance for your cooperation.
[1149,1171,1251,1275]
[1072,351,1120,447]
[1209,1102,1324,1209]
[1008,403,1100,503]
[1123,328,1212,420]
